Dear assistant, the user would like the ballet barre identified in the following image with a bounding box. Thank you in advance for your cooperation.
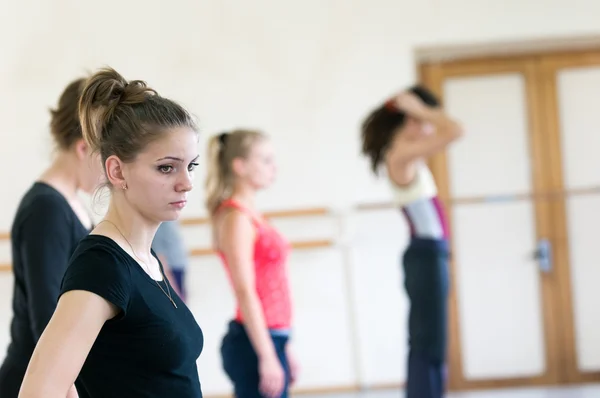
[180,206,331,226]
[188,239,335,257]
[355,201,397,211]
[0,233,9,271]
[0,206,336,273]
[0,239,336,273]
[450,186,600,204]
[354,185,600,210]
[0,206,333,241]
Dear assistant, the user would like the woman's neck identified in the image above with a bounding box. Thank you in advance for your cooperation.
[99,197,159,262]
[38,151,79,201]
[230,185,257,211]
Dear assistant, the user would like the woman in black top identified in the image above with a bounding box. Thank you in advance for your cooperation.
[18,67,204,398]
[0,77,102,398]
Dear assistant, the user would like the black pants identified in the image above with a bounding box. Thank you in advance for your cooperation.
[221,320,290,398]
[402,238,450,398]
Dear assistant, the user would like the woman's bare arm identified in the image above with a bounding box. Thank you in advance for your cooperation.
[18,290,118,398]
[67,385,79,398]
[386,92,464,168]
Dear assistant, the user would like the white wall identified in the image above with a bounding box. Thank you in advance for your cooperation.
[2,0,600,223]
[1,0,600,395]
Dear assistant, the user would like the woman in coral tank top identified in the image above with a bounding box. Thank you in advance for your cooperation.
[204,129,299,398]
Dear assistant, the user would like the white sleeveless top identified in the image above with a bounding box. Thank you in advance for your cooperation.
[389,163,438,206]
[389,164,448,240]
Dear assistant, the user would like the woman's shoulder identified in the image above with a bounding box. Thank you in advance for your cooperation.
[12,183,74,231]
[215,202,262,231]
[61,235,134,317]
[68,235,132,273]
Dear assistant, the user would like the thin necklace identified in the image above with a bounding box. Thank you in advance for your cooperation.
[99,220,177,309]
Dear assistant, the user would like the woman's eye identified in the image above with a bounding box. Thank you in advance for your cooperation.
[158,165,173,174]
[188,162,199,172]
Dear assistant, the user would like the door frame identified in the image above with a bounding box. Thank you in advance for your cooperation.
[537,50,600,385]
[418,55,564,391]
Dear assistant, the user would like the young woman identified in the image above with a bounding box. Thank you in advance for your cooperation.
[0,77,102,398]
[361,86,463,398]
[17,67,204,398]
[205,130,299,398]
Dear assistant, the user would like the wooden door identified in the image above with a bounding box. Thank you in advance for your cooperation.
[420,57,563,390]
[538,50,600,385]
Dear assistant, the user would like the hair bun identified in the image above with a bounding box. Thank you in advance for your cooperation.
[84,68,156,113]
[79,65,198,172]
[120,80,157,105]
[79,67,157,152]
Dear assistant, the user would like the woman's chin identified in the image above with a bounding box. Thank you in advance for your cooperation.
[160,209,183,222]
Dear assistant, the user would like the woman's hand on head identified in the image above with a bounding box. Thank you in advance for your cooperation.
[391,91,430,119]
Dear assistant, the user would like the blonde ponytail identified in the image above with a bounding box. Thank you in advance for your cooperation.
[205,134,230,214]
[204,129,267,215]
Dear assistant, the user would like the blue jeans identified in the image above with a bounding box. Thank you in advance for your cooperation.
[221,321,290,398]
[402,238,450,398]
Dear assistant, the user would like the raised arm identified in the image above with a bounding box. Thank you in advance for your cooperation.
[386,91,464,167]
[18,290,118,398]
[217,210,285,398]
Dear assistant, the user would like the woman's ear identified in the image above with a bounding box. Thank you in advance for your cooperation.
[231,157,246,178]
[104,155,127,190]
[73,138,90,160]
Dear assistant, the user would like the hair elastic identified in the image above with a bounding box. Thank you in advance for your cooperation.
[218,132,229,146]
[384,98,398,112]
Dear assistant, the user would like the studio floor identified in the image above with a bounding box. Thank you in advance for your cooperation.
[307,384,600,398]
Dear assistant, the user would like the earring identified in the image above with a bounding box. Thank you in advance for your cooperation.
[122,182,128,190]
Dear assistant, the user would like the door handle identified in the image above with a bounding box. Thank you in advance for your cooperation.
[533,238,552,273]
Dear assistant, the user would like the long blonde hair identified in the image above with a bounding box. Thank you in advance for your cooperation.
[204,129,266,214]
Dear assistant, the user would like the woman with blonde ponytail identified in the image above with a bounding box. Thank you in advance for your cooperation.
[18,67,204,398]
[205,133,232,215]
[206,130,299,398]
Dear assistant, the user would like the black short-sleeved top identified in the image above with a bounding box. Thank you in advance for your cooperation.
[1,182,90,368]
[60,235,204,398]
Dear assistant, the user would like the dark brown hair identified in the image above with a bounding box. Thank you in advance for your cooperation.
[361,85,440,174]
[79,67,198,168]
[50,78,86,150]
